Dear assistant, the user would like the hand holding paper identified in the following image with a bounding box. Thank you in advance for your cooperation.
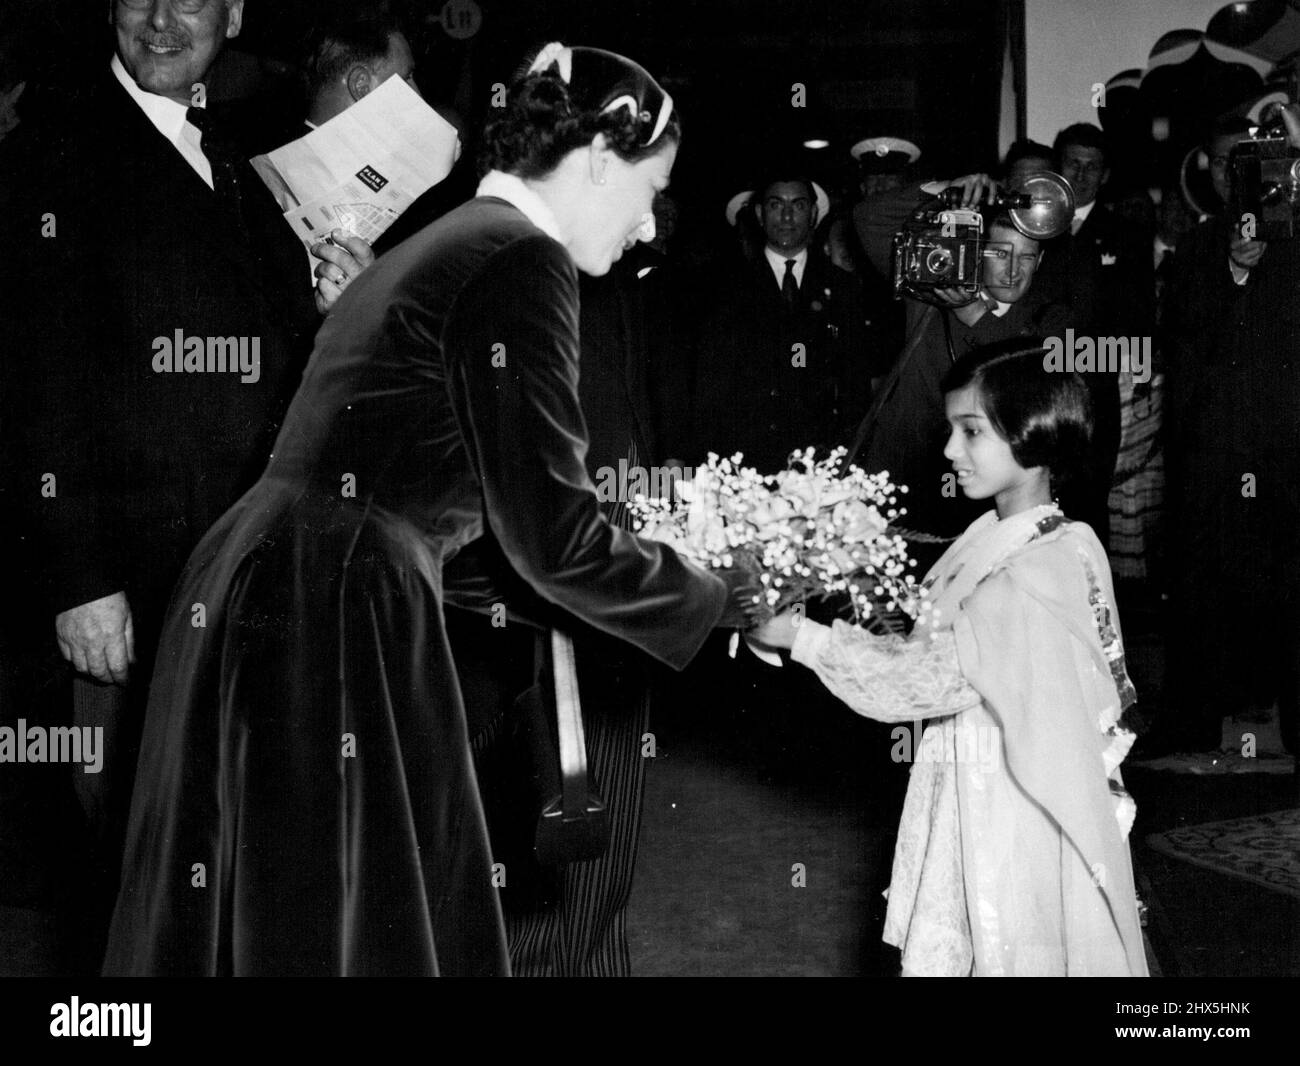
[312,231,376,313]
[251,76,461,258]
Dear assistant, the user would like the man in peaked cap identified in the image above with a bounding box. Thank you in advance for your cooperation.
[692,164,872,471]
[851,135,921,198]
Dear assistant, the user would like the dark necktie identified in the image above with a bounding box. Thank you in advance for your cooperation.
[186,105,247,232]
[781,258,798,311]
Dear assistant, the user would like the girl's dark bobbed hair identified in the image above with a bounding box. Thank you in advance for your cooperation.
[480,42,680,180]
[940,337,1093,486]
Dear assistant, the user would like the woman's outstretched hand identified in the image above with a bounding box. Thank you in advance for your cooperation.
[748,609,802,651]
[713,567,769,629]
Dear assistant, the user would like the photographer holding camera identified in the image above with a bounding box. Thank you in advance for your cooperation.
[850,171,1072,550]
[1159,105,1300,760]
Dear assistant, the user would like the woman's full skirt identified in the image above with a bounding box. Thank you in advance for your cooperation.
[102,480,509,976]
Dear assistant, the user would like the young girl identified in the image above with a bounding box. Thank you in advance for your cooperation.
[754,339,1148,976]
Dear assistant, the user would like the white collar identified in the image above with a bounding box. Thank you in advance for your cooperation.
[111,53,191,142]
[476,170,565,244]
[990,298,1012,317]
[764,245,808,288]
[1072,198,1098,226]
[764,246,807,271]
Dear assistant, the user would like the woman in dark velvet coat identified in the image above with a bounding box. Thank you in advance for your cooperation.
[103,44,757,976]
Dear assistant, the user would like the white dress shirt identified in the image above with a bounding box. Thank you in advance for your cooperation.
[764,245,808,290]
[476,170,565,244]
[111,54,212,189]
[1153,235,1175,271]
[1069,198,1097,235]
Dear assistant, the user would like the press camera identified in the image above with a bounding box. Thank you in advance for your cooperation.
[891,171,1075,300]
[1229,103,1300,240]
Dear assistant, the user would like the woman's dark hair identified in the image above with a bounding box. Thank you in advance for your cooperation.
[940,337,1092,486]
[480,63,680,180]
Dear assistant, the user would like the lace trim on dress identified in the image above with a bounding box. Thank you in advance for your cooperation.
[805,622,982,723]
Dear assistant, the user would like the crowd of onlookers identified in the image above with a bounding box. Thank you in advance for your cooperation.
[690,114,1300,770]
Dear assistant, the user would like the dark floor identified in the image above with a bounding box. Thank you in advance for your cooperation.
[1127,768,1300,978]
[627,692,1300,977]
[627,605,1300,977]
[3,593,1297,977]
[628,734,895,976]
[627,638,925,977]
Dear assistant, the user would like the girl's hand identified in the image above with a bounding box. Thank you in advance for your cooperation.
[749,610,804,651]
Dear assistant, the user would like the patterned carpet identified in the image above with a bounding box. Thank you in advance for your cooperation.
[1145,808,1300,902]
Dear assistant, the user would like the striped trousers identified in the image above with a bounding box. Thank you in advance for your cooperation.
[464,439,655,975]
[459,611,654,977]
[505,647,651,977]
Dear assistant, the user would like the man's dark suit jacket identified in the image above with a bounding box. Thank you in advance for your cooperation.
[9,71,319,652]
[1160,211,1300,748]
[1162,213,1300,537]
[1034,200,1156,505]
[1037,200,1154,338]
[692,245,872,471]
[373,150,477,257]
[1164,215,1300,458]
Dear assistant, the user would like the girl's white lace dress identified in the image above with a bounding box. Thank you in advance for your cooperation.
[791,505,1148,976]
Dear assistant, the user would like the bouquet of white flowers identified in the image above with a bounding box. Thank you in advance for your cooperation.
[628,447,927,630]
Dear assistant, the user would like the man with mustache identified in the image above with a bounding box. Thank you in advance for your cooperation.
[4,0,362,970]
